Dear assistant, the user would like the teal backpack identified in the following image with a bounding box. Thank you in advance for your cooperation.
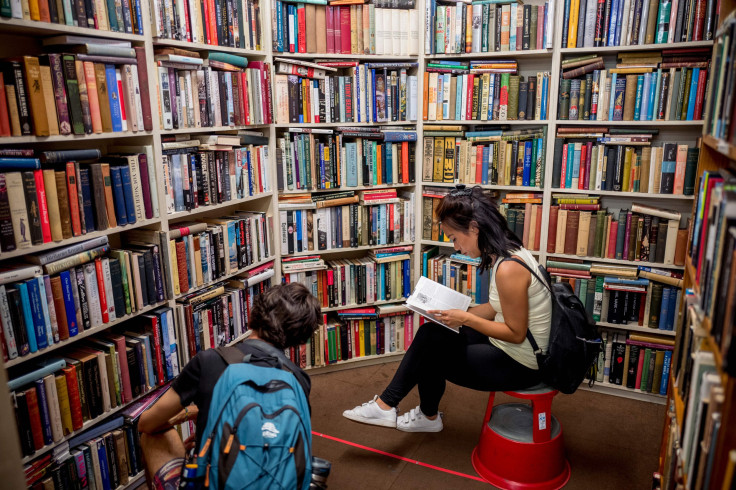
[195,340,312,489]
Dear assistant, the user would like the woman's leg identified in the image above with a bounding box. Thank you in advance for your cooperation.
[141,429,186,490]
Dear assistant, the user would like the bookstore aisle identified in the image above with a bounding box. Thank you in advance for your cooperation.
[0,0,733,484]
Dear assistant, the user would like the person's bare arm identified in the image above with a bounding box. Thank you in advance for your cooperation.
[468,302,496,320]
[138,389,185,434]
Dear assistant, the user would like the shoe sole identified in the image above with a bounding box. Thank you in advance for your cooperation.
[343,412,397,428]
[396,424,444,433]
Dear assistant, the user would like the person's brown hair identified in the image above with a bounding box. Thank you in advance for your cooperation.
[249,283,322,349]
[436,185,522,271]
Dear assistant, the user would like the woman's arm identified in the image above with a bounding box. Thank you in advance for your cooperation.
[468,302,496,320]
[138,388,185,434]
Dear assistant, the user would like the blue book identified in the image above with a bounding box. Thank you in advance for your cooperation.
[245,150,254,196]
[158,309,172,379]
[34,379,53,445]
[104,0,118,31]
[17,282,37,353]
[634,75,644,120]
[686,68,699,120]
[607,0,619,46]
[481,145,490,184]
[442,74,451,120]
[383,131,418,142]
[487,74,495,119]
[295,210,303,252]
[59,270,79,336]
[659,286,672,329]
[96,438,113,490]
[133,0,143,33]
[667,287,678,330]
[572,144,581,185]
[345,142,358,186]
[225,72,234,125]
[77,167,96,233]
[36,276,53,347]
[275,0,284,51]
[659,350,672,395]
[608,73,618,120]
[385,143,393,184]
[379,205,387,244]
[640,73,651,121]
[105,65,123,132]
[614,0,625,45]
[109,166,128,225]
[603,276,649,285]
[371,69,377,123]
[170,156,184,212]
[536,138,544,185]
[0,158,41,170]
[522,141,532,186]
[465,130,503,138]
[25,278,48,350]
[456,75,464,120]
[119,165,137,223]
[8,357,66,390]
[647,72,657,121]
[565,143,574,188]
[403,260,410,297]
[541,75,549,120]
[561,0,571,47]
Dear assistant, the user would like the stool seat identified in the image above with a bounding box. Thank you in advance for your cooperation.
[506,383,556,395]
[490,403,561,443]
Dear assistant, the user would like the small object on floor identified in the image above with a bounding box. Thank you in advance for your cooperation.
[343,395,398,428]
[397,406,444,433]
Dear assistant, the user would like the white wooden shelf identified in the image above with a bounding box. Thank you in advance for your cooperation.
[427,49,553,59]
[554,119,704,126]
[153,38,267,56]
[559,40,713,55]
[578,379,666,405]
[274,121,416,128]
[163,124,269,134]
[423,119,548,126]
[273,52,418,61]
[551,188,695,200]
[283,241,416,258]
[0,16,145,40]
[167,192,273,221]
[279,183,416,194]
[173,256,276,300]
[423,182,543,192]
[546,252,686,270]
[0,130,154,145]
[596,321,677,337]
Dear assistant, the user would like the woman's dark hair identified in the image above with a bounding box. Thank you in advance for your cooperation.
[436,185,522,271]
[249,283,322,349]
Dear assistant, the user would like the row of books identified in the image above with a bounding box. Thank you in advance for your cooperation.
[155,51,272,130]
[594,330,674,395]
[275,128,417,192]
[0,148,157,252]
[273,60,419,124]
[551,134,699,195]
[281,248,412,309]
[150,0,262,50]
[278,193,415,253]
[9,307,178,457]
[421,128,546,187]
[424,64,550,122]
[558,50,711,122]
[0,237,169,361]
[562,0,718,48]
[167,216,273,297]
[161,133,270,214]
[1,48,151,138]
[0,0,145,34]
[173,267,273,364]
[421,248,490,306]
[689,171,736,374]
[287,307,416,368]
[424,0,554,54]
[272,1,419,56]
[551,263,681,330]
[547,199,688,266]
[501,201,544,252]
[705,14,736,145]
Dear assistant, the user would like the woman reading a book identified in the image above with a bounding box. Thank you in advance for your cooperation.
[137,283,321,488]
[344,185,552,432]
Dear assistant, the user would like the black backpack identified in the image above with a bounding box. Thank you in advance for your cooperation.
[502,258,603,394]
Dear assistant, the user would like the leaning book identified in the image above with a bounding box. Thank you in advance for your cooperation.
[405,276,472,331]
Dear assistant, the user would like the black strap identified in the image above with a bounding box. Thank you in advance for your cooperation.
[216,339,294,374]
[497,257,550,356]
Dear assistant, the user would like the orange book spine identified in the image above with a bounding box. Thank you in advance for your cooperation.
[24,387,45,451]
[401,141,409,184]
[423,74,429,121]
[94,258,109,323]
[62,365,83,431]
[83,62,103,134]
[65,162,82,236]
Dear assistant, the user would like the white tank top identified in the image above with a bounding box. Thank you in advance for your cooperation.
[488,248,552,370]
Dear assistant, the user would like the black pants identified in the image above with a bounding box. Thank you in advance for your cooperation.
[380,323,542,417]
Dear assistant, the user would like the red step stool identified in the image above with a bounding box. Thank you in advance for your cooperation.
[471,383,570,489]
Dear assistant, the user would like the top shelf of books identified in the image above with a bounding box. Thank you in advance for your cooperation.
[559,40,715,55]
[0,17,145,41]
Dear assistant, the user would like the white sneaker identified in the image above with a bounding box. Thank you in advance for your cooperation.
[396,406,443,433]
[343,396,397,428]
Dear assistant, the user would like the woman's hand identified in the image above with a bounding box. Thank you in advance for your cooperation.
[428,309,469,330]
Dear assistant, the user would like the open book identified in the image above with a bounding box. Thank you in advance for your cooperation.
[405,276,472,331]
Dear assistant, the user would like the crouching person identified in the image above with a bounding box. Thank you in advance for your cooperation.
[138,283,322,489]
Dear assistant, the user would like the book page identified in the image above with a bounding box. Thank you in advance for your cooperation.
[405,277,472,330]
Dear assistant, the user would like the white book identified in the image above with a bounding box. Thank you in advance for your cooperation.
[405,276,471,331]
[101,258,116,321]
[546,0,556,48]
[0,286,18,359]
[210,70,222,127]
[93,350,112,412]
[424,0,433,53]
[409,10,419,56]
[10,0,22,17]
[158,67,173,129]
[84,263,103,328]
[187,0,199,43]
[408,75,418,121]
[43,373,63,442]
[86,440,103,490]
[620,0,632,46]
[165,309,180,376]
[37,276,54,346]
[399,10,409,56]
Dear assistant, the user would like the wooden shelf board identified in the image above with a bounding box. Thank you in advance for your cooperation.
[0,130,154,145]
[423,119,548,126]
[274,121,415,128]
[0,217,161,262]
[279,183,416,194]
[422,182,543,191]
[421,239,453,247]
[597,321,676,336]
[5,301,168,369]
[153,38,266,56]
[306,351,405,375]
[0,17,144,41]
[546,252,686,270]
[320,298,406,313]
[120,471,147,490]
[559,40,714,55]
[673,377,685,428]
[550,188,695,199]
[703,135,736,161]
[578,380,667,404]
[282,241,416,258]
[167,192,273,221]
[427,49,553,59]
[274,52,417,61]
[554,119,704,126]
[173,256,276,300]
[164,124,269,134]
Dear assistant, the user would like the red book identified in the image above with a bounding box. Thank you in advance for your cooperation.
[0,75,10,137]
[103,334,133,404]
[692,0,707,41]
[326,6,335,53]
[134,47,153,131]
[207,310,215,349]
[202,0,212,44]
[466,74,475,120]
[94,258,109,323]
[578,143,587,190]
[184,304,197,359]
[475,144,484,184]
[62,365,83,430]
[607,220,618,259]
[24,387,45,451]
[298,4,308,53]
[340,6,351,54]
[534,205,543,251]
[558,203,601,210]
[65,162,82,236]
[693,69,708,120]
[33,169,52,243]
[116,76,127,129]
[142,314,166,385]
[584,141,593,189]
[547,205,559,253]
[175,240,189,293]
[208,0,218,45]
[634,347,645,388]
[536,5,545,48]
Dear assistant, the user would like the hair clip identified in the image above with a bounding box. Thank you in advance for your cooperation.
[449,184,473,197]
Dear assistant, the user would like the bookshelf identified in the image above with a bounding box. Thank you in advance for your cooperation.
[656,5,736,487]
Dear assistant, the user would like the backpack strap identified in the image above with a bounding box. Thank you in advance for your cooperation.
[497,256,550,356]
[215,346,249,365]
[215,339,297,376]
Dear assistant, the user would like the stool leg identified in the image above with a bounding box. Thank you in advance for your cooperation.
[531,396,553,443]
[482,392,496,425]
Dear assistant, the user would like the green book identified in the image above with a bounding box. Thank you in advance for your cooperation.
[547,260,592,271]
[640,348,652,392]
[508,75,520,120]
[594,210,607,257]
[593,276,604,321]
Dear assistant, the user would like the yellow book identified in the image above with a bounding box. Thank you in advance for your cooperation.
[443,136,456,183]
[622,147,633,192]
[169,240,181,296]
[39,65,59,136]
[567,0,580,48]
[54,374,73,436]
[358,320,365,357]
[22,56,50,136]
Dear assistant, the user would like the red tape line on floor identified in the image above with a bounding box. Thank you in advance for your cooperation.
[312,431,487,483]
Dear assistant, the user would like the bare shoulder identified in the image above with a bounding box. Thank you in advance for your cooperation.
[496,256,531,285]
